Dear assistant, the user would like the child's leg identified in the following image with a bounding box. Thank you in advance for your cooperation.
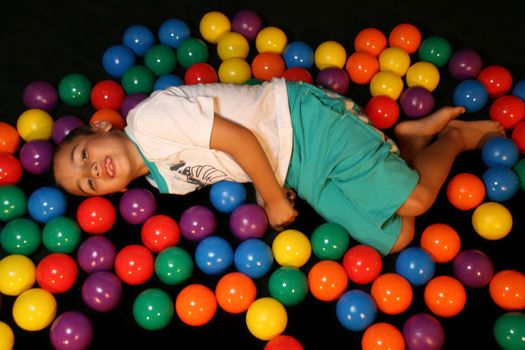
[390,216,415,253]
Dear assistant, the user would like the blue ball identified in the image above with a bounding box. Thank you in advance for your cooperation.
[123,24,156,57]
[194,236,234,275]
[282,41,314,69]
[512,79,525,102]
[209,181,247,213]
[154,74,184,91]
[482,166,520,202]
[452,79,488,113]
[233,239,274,279]
[102,45,136,78]
[395,247,435,287]
[481,137,519,168]
[27,186,67,224]
[158,18,191,49]
[336,289,377,331]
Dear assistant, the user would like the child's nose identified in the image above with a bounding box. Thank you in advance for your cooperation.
[90,162,100,177]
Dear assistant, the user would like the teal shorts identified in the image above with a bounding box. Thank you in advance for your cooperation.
[284,82,419,255]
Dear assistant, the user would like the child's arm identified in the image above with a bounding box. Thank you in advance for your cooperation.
[209,114,298,230]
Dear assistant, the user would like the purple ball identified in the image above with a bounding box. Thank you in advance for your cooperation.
[77,236,116,273]
[52,115,85,144]
[315,68,350,96]
[179,205,217,242]
[121,92,148,119]
[49,311,94,350]
[81,271,123,312]
[19,140,55,174]
[402,313,445,350]
[229,204,268,240]
[22,80,59,112]
[231,10,262,41]
[448,48,483,80]
[119,188,157,225]
[399,86,435,118]
[452,249,494,288]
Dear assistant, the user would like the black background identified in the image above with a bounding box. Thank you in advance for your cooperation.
[1,0,524,349]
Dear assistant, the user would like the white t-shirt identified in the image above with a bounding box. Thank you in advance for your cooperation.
[124,78,293,196]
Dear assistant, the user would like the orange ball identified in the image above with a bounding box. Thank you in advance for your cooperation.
[361,322,405,350]
[446,172,486,211]
[215,272,257,314]
[420,223,461,263]
[354,27,387,57]
[308,260,348,302]
[0,122,21,154]
[251,52,285,81]
[489,269,525,310]
[370,273,413,315]
[424,276,466,317]
[388,23,422,54]
[345,51,379,84]
[90,109,126,130]
[175,283,217,326]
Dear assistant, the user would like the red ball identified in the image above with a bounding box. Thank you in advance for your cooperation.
[0,152,23,185]
[90,80,125,110]
[114,244,154,285]
[511,121,525,153]
[141,214,180,253]
[342,244,383,284]
[35,253,78,294]
[446,172,486,211]
[489,95,525,129]
[364,95,400,129]
[265,335,304,350]
[251,52,285,81]
[477,65,513,98]
[345,51,379,84]
[76,196,117,234]
[283,67,313,84]
[184,63,218,85]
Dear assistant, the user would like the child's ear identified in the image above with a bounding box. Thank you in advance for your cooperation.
[91,120,113,131]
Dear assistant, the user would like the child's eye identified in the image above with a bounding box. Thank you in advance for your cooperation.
[81,149,88,162]
[87,178,95,190]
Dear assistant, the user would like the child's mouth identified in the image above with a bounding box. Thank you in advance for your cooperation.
[105,156,115,178]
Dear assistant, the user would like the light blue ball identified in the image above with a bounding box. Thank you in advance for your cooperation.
[512,79,525,102]
[481,137,520,168]
[102,45,136,78]
[27,186,67,224]
[209,181,247,213]
[395,247,435,287]
[158,18,191,49]
[123,24,155,57]
[234,239,274,279]
[154,74,183,91]
[282,41,314,69]
[482,166,520,202]
[336,289,377,331]
[452,79,488,113]
[195,236,234,275]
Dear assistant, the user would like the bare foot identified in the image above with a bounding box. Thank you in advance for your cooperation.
[441,119,506,151]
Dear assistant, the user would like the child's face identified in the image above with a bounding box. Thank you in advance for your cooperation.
[53,124,139,196]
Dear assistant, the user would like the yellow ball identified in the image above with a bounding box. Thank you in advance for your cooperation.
[218,58,252,84]
[370,71,404,100]
[272,229,311,268]
[199,11,231,44]
[0,254,36,296]
[16,108,53,141]
[0,321,15,350]
[246,297,287,340]
[217,32,250,60]
[255,26,288,54]
[378,47,411,76]
[405,61,440,92]
[12,288,57,331]
[314,40,347,70]
[472,202,513,240]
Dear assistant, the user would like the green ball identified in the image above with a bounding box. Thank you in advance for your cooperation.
[121,65,155,94]
[417,36,452,67]
[513,158,525,191]
[494,312,525,350]
[0,218,41,255]
[58,73,92,107]
[42,216,82,254]
[310,222,350,260]
[145,44,177,76]
[132,288,174,331]
[155,246,193,285]
[0,185,27,222]
[244,78,262,85]
[268,266,308,307]
[176,37,209,69]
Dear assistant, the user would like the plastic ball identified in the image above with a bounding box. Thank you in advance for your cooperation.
[175,284,217,326]
[342,244,383,284]
[234,239,273,279]
[482,166,520,202]
[388,23,421,54]
[154,74,184,90]
[230,204,268,240]
[49,311,94,350]
[335,289,377,332]
[272,229,311,268]
[217,31,249,60]
[515,158,525,191]
[395,247,435,287]
[0,254,35,296]
[489,95,525,129]
[472,201,513,240]
[446,172,486,210]
[90,108,125,130]
[371,273,413,315]
[90,80,125,110]
[512,121,525,154]
[58,73,92,107]
[399,86,435,119]
[35,253,78,294]
[477,65,513,98]
[0,152,23,185]
[176,37,209,69]
[452,249,494,288]
[144,44,177,76]
[424,276,466,317]
[310,222,350,260]
[452,79,489,113]
[0,218,41,255]
[179,205,217,242]
[370,71,404,101]
[16,108,53,142]
[121,65,155,94]
[364,95,400,129]
[231,10,262,41]
[378,47,411,76]
[215,271,257,314]
[448,48,483,80]
[482,137,520,168]
[12,288,57,331]
[199,11,231,44]
[0,184,26,222]
[282,41,314,69]
[265,335,304,350]
[246,297,287,341]
[195,236,233,275]
[406,62,440,92]
[218,58,252,84]
[489,270,525,310]
[268,266,309,307]
[184,62,218,85]
[102,44,136,78]
[154,246,193,285]
[418,36,452,68]
[0,321,14,350]
[314,40,346,70]
[114,244,154,285]
[22,80,59,112]
[51,115,85,144]
[76,196,116,234]
[362,322,405,350]
[420,223,461,263]
[354,27,387,57]
[120,92,148,119]
[81,271,122,312]
[251,52,285,81]
[283,67,313,84]
[512,79,525,101]
[402,313,445,350]
[42,216,81,254]
[315,67,350,96]
[0,121,21,154]
[141,214,180,253]
[493,312,525,350]
[158,18,191,49]
[308,260,348,302]
[119,187,157,225]
[255,26,287,54]
[209,180,246,213]
[19,140,54,175]
[133,288,174,330]
[122,24,155,57]
[76,236,116,273]
[345,51,379,84]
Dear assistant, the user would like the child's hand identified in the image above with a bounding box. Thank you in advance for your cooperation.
[264,189,299,231]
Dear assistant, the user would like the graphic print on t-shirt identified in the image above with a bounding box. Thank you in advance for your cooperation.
[170,160,232,189]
